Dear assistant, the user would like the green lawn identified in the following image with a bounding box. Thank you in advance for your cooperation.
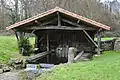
[0,36,19,64]
[36,51,120,80]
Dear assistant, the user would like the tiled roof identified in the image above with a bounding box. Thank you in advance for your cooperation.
[6,7,110,30]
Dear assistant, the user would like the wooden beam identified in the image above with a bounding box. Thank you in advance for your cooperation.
[62,19,81,27]
[82,30,98,48]
[24,26,96,30]
[39,18,57,26]
[57,12,61,27]
[74,51,84,62]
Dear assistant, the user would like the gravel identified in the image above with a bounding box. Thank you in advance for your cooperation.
[0,71,20,80]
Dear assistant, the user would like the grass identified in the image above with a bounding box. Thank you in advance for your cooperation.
[94,37,115,41]
[0,36,120,80]
[0,36,19,64]
[0,36,35,64]
[36,51,120,80]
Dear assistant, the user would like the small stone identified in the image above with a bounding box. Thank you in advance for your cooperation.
[15,59,22,64]
[3,67,11,72]
[0,69,3,74]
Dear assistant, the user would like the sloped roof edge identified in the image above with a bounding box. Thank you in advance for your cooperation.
[6,7,110,30]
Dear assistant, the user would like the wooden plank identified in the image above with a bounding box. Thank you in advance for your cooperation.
[27,51,52,62]
[83,30,98,47]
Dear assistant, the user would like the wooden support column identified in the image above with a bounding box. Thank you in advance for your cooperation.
[97,30,101,55]
[46,32,50,63]
[57,12,61,27]
[35,36,39,48]
[13,30,19,41]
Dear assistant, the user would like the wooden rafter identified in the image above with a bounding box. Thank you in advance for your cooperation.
[62,19,97,30]
[62,19,80,27]
[40,18,57,26]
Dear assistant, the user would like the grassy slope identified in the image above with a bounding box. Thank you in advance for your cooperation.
[0,36,19,63]
[37,51,120,80]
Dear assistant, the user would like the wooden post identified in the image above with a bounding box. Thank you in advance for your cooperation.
[97,31,101,55]
[46,33,50,63]
[18,31,25,54]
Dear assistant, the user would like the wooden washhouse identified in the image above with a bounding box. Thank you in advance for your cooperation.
[6,7,110,64]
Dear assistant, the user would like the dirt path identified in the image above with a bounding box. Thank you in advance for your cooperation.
[0,71,20,80]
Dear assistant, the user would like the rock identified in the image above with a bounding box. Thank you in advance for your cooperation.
[0,64,3,68]
[0,69,3,74]
[14,59,23,64]
[68,47,76,64]
[114,39,120,51]
[14,64,23,70]
[3,67,11,72]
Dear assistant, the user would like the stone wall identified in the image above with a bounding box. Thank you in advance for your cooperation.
[101,39,115,51]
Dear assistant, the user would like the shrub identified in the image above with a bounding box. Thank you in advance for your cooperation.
[18,37,33,56]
